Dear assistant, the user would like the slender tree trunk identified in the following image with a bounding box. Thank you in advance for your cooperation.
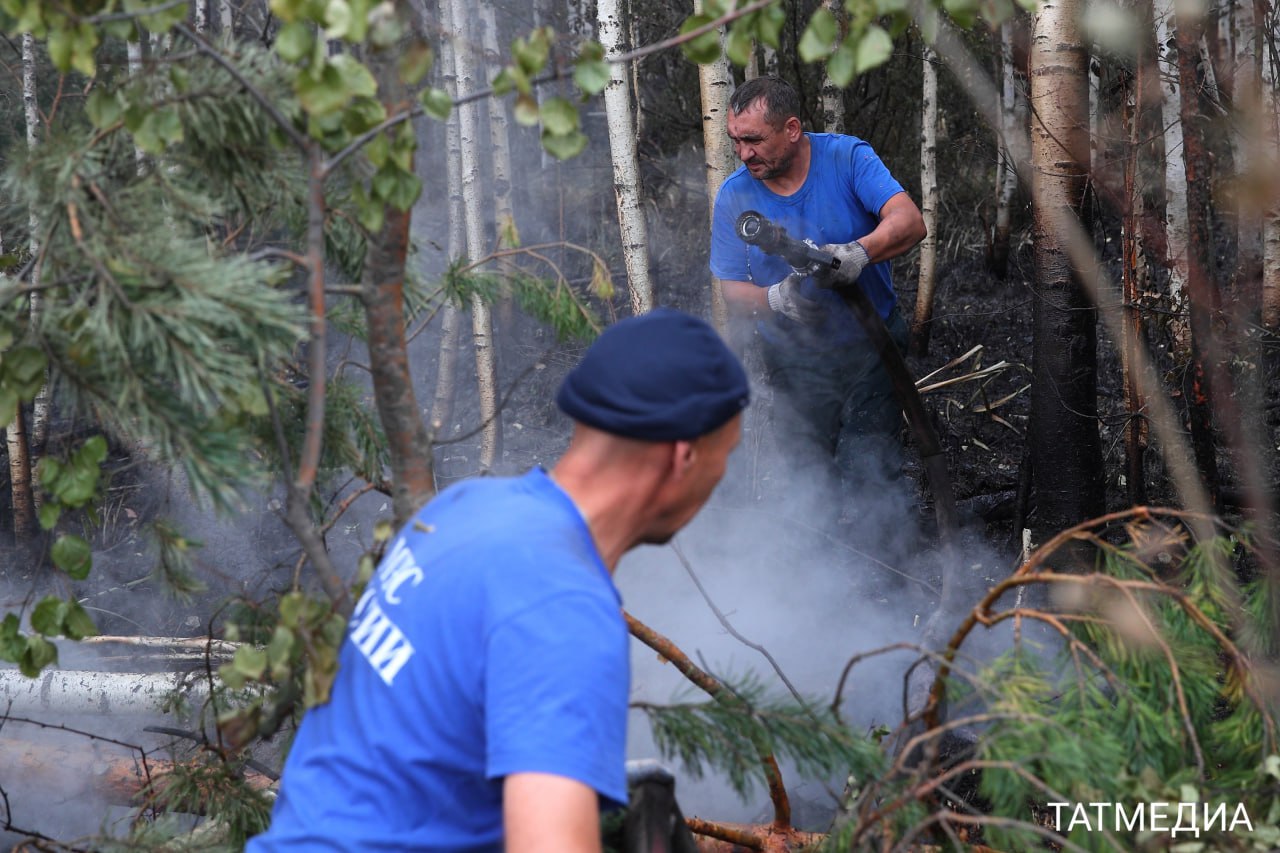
[1264,31,1280,328]
[598,0,653,314]
[361,35,436,523]
[218,0,233,35]
[1029,0,1104,538]
[450,0,502,470]
[695,0,735,332]
[912,42,940,356]
[7,408,34,539]
[430,1,465,443]
[819,0,846,133]
[478,4,517,337]
[1156,0,1191,309]
[128,38,147,173]
[1176,0,1222,502]
[1122,47,1149,505]
[1088,55,1101,178]
[194,0,208,34]
[992,20,1020,278]
[1231,0,1264,313]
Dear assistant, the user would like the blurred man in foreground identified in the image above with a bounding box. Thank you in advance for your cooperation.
[249,308,749,851]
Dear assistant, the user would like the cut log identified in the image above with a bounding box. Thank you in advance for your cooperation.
[0,669,214,715]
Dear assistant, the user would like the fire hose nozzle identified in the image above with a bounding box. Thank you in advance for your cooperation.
[734,210,841,273]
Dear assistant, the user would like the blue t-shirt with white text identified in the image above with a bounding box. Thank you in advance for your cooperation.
[248,468,629,852]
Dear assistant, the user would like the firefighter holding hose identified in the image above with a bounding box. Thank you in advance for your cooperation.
[249,309,747,851]
[710,76,926,522]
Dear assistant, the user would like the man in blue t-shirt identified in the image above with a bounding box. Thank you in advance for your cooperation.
[248,308,748,852]
[710,76,926,517]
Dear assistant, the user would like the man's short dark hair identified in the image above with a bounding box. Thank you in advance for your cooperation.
[728,76,801,128]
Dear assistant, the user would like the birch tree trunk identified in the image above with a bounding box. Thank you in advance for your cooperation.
[1264,23,1280,327]
[599,0,653,315]
[128,37,147,173]
[912,42,940,356]
[1156,0,1190,307]
[1122,41,1149,505]
[1029,0,1103,538]
[218,0,233,35]
[450,0,502,470]
[194,0,208,34]
[819,0,846,133]
[479,3,517,335]
[430,0,465,442]
[10,33,40,537]
[1176,0,1222,501]
[695,0,735,332]
[992,20,1021,278]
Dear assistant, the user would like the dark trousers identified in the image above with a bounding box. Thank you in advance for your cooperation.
[760,308,909,526]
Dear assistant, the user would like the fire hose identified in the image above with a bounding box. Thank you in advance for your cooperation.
[735,211,960,613]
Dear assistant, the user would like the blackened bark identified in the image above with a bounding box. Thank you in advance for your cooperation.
[1175,9,1221,505]
[1029,0,1104,541]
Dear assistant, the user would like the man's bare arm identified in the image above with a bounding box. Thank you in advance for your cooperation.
[856,191,927,263]
[720,278,770,314]
[504,772,602,853]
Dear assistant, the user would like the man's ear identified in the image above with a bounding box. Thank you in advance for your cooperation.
[670,439,697,479]
[785,115,803,140]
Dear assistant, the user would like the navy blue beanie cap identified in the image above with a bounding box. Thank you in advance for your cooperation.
[556,308,750,441]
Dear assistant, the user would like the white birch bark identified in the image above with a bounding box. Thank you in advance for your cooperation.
[599,0,653,314]
[0,669,217,716]
[819,0,846,132]
[478,5,515,245]
[219,0,234,35]
[14,34,43,521]
[1088,55,1100,177]
[695,0,735,332]
[194,0,208,34]
[994,20,1023,276]
[914,42,940,354]
[449,0,501,469]
[430,0,465,439]
[1156,0,1190,303]
[1262,20,1280,327]
[128,39,147,173]
[762,44,778,76]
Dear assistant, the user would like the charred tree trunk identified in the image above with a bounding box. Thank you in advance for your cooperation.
[1176,3,1222,504]
[1029,0,1104,538]
[361,36,436,523]
[912,42,939,356]
[695,0,735,333]
[599,0,653,315]
[1122,50,1150,506]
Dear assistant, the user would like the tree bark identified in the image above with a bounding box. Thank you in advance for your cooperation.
[599,0,653,315]
[1029,0,1104,538]
[1176,1,1222,503]
[361,35,436,524]
[7,406,34,538]
[479,3,517,337]
[912,42,939,356]
[194,0,208,34]
[218,0,233,35]
[1122,47,1149,506]
[992,20,1021,279]
[819,0,846,133]
[449,0,502,470]
[1265,34,1280,328]
[1155,0,1191,309]
[695,0,735,333]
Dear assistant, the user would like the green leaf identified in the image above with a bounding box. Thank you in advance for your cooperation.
[541,128,587,160]
[492,67,518,96]
[37,502,60,531]
[725,24,755,67]
[385,172,422,212]
[276,21,315,64]
[679,14,722,64]
[231,645,268,680]
[513,93,540,126]
[540,97,579,136]
[47,25,72,72]
[51,534,92,580]
[854,25,893,73]
[5,345,46,390]
[297,56,377,117]
[62,600,97,640]
[81,435,108,466]
[828,41,857,87]
[573,42,610,94]
[0,614,22,662]
[942,0,978,28]
[86,88,123,130]
[419,87,452,121]
[365,132,390,168]
[876,0,908,14]
[0,386,17,428]
[322,0,353,39]
[398,41,433,85]
[799,7,838,62]
[757,5,785,48]
[20,636,57,677]
[31,597,69,636]
[512,28,550,77]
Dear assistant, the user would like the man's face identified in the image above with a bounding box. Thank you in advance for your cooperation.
[643,414,743,544]
[727,102,799,181]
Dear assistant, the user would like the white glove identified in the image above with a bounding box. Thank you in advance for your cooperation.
[766,274,826,325]
[820,241,871,282]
